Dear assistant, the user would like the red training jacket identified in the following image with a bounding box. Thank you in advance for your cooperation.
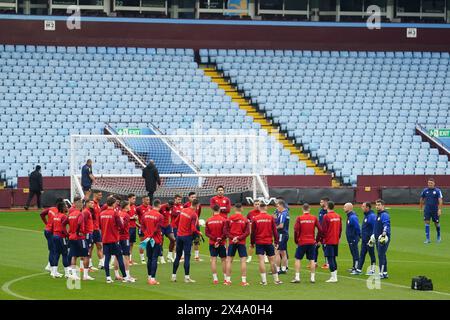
[250,212,279,246]
[294,212,322,246]
[225,213,250,245]
[205,214,226,245]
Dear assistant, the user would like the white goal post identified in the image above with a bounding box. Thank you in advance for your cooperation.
[70,134,270,201]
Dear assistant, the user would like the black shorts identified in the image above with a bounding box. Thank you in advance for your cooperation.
[227,244,248,258]
[209,244,227,258]
[424,211,439,223]
[69,239,88,258]
[278,233,289,251]
[255,244,275,257]
[295,245,315,260]
[92,230,102,243]
[129,227,137,243]
[119,239,131,256]
[323,244,339,257]
[103,242,123,257]
[85,233,94,248]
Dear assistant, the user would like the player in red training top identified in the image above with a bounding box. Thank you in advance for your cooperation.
[40,198,63,272]
[79,200,95,280]
[91,191,104,270]
[172,199,202,283]
[136,195,152,264]
[116,200,136,282]
[251,202,282,285]
[224,203,250,286]
[205,204,227,285]
[318,201,342,283]
[158,200,176,264]
[168,194,183,262]
[292,203,322,284]
[67,197,87,281]
[210,186,231,219]
[49,201,70,278]
[246,199,261,263]
[184,192,203,261]
[127,193,138,265]
[140,199,164,285]
[99,196,131,284]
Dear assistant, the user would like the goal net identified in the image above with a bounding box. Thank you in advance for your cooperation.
[70,134,269,200]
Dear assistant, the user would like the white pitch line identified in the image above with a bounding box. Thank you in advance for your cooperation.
[337,257,450,265]
[1,272,46,300]
[200,254,450,297]
[0,225,41,234]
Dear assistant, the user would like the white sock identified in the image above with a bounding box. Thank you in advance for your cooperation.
[126,270,131,278]
[311,273,315,282]
[79,261,83,269]
[83,268,89,278]
[242,276,246,283]
[223,273,227,280]
[167,252,173,259]
[273,273,279,282]
[281,266,287,272]
[195,250,199,258]
[172,274,177,279]
[114,270,120,278]
[148,276,152,280]
[295,272,300,281]
[185,275,190,280]
[99,258,104,267]
[46,262,50,269]
[71,266,77,276]
[213,273,218,281]
[260,273,267,283]
[89,259,93,268]
[276,266,280,272]
[226,276,231,282]
[64,267,70,275]
[51,266,57,275]
[140,253,145,261]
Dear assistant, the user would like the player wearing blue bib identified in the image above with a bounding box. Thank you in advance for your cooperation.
[344,203,361,275]
[357,202,377,275]
[420,178,443,243]
[275,200,290,274]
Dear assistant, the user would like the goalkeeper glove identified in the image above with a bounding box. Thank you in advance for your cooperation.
[368,234,376,247]
[378,234,389,245]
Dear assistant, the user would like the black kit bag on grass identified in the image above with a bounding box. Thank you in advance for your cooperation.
[411,276,433,291]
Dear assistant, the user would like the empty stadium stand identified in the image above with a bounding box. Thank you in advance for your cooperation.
[200,49,450,185]
[0,45,311,187]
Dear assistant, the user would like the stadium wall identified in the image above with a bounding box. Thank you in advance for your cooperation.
[4,174,448,207]
[1,15,450,51]
[356,175,450,202]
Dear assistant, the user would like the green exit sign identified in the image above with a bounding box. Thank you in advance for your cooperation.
[117,128,141,135]
[429,129,450,138]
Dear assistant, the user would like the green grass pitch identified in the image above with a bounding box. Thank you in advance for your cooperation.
[0,206,449,300]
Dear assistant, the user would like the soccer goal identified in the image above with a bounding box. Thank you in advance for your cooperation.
[70,134,269,200]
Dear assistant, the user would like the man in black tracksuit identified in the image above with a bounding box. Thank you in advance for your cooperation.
[25,165,43,210]
[142,160,161,204]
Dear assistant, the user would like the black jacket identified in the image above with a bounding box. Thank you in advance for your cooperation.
[29,170,43,192]
[142,164,161,193]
